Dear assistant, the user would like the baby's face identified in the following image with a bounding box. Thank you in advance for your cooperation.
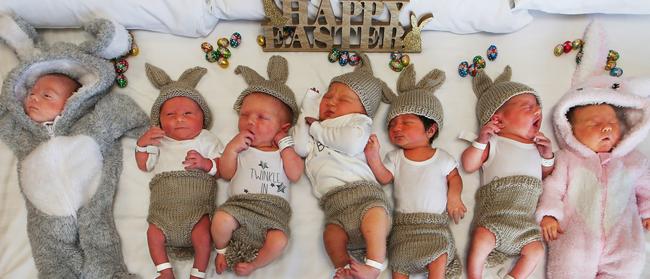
[238,93,291,148]
[570,104,621,153]
[159,97,204,141]
[24,74,78,123]
[388,114,436,149]
[493,93,542,140]
[319,82,366,121]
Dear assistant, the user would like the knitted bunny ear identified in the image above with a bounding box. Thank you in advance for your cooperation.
[397,64,417,93]
[572,20,609,87]
[472,69,493,98]
[355,53,374,75]
[145,63,173,89]
[380,80,396,103]
[473,65,512,98]
[494,65,512,84]
[79,18,131,60]
[178,67,207,88]
[416,68,445,92]
[235,65,265,85]
[0,14,40,60]
[267,55,288,84]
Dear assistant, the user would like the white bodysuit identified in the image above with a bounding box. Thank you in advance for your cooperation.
[384,148,457,214]
[293,88,377,198]
[229,147,290,200]
[145,129,223,174]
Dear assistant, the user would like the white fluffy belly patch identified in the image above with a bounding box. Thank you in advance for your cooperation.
[20,135,103,216]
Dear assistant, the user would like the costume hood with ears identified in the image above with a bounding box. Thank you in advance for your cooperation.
[386,64,446,131]
[472,65,540,126]
[0,13,132,146]
[146,63,212,129]
[552,20,650,159]
[233,55,300,125]
[330,53,395,118]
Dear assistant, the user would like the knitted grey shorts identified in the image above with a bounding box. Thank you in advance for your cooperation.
[473,175,542,256]
[148,171,217,248]
[319,180,392,256]
[218,193,291,268]
[388,212,461,278]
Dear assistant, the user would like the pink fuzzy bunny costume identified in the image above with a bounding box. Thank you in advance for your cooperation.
[535,21,650,278]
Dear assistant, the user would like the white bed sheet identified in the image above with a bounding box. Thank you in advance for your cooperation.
[1,13,649,279]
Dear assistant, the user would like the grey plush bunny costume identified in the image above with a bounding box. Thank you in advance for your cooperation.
[217,55,295,269]
[470,66,542,265]
[0,14,148,278]
[384,65,461,278]
[144,63,219,257]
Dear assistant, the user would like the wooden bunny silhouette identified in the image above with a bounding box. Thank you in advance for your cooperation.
[262,0,288,27]
[402,13,433,52]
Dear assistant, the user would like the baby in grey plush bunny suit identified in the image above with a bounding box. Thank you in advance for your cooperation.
[0,14,148,278]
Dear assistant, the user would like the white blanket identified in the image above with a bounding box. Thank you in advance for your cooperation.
[1,14,649,279]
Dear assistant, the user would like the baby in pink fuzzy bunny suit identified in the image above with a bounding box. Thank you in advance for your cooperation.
[536,21,650,278]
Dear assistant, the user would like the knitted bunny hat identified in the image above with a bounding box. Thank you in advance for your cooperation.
[472,66,540,126]
[146,63,211,129]
[233,55,299,124]
[330,53,394,118]
[552,20,650,158]
[386,64,446,132]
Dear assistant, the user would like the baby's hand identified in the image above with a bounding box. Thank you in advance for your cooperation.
[363,134,381,160]
[137,126,165,147]
[226,130,254,154]
[540,216,563,241]
[643,218,650,231]
[534,132,553,160]
[183,150,211,172]
[305,116,318,126]
[477,120,502,143]
[447,198,467,224]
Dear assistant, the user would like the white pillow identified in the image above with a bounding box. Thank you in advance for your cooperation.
[513,0,650,14]
[0,0,533,36]
[0,0,222,37]
[401,0,533,34]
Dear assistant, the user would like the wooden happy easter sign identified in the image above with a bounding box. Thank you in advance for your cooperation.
[261,0,431,53]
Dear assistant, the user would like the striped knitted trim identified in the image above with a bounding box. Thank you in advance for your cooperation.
[149,88,212,128]
[330,74,382,118]
[234,85,299,125]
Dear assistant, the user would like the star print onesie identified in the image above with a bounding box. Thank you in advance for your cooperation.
[216,147,292,268]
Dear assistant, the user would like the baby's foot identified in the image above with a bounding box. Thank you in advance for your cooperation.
[333,264,353,279]
[350,259,382,279]
[215,254,227,274]
[234,262,258,276]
